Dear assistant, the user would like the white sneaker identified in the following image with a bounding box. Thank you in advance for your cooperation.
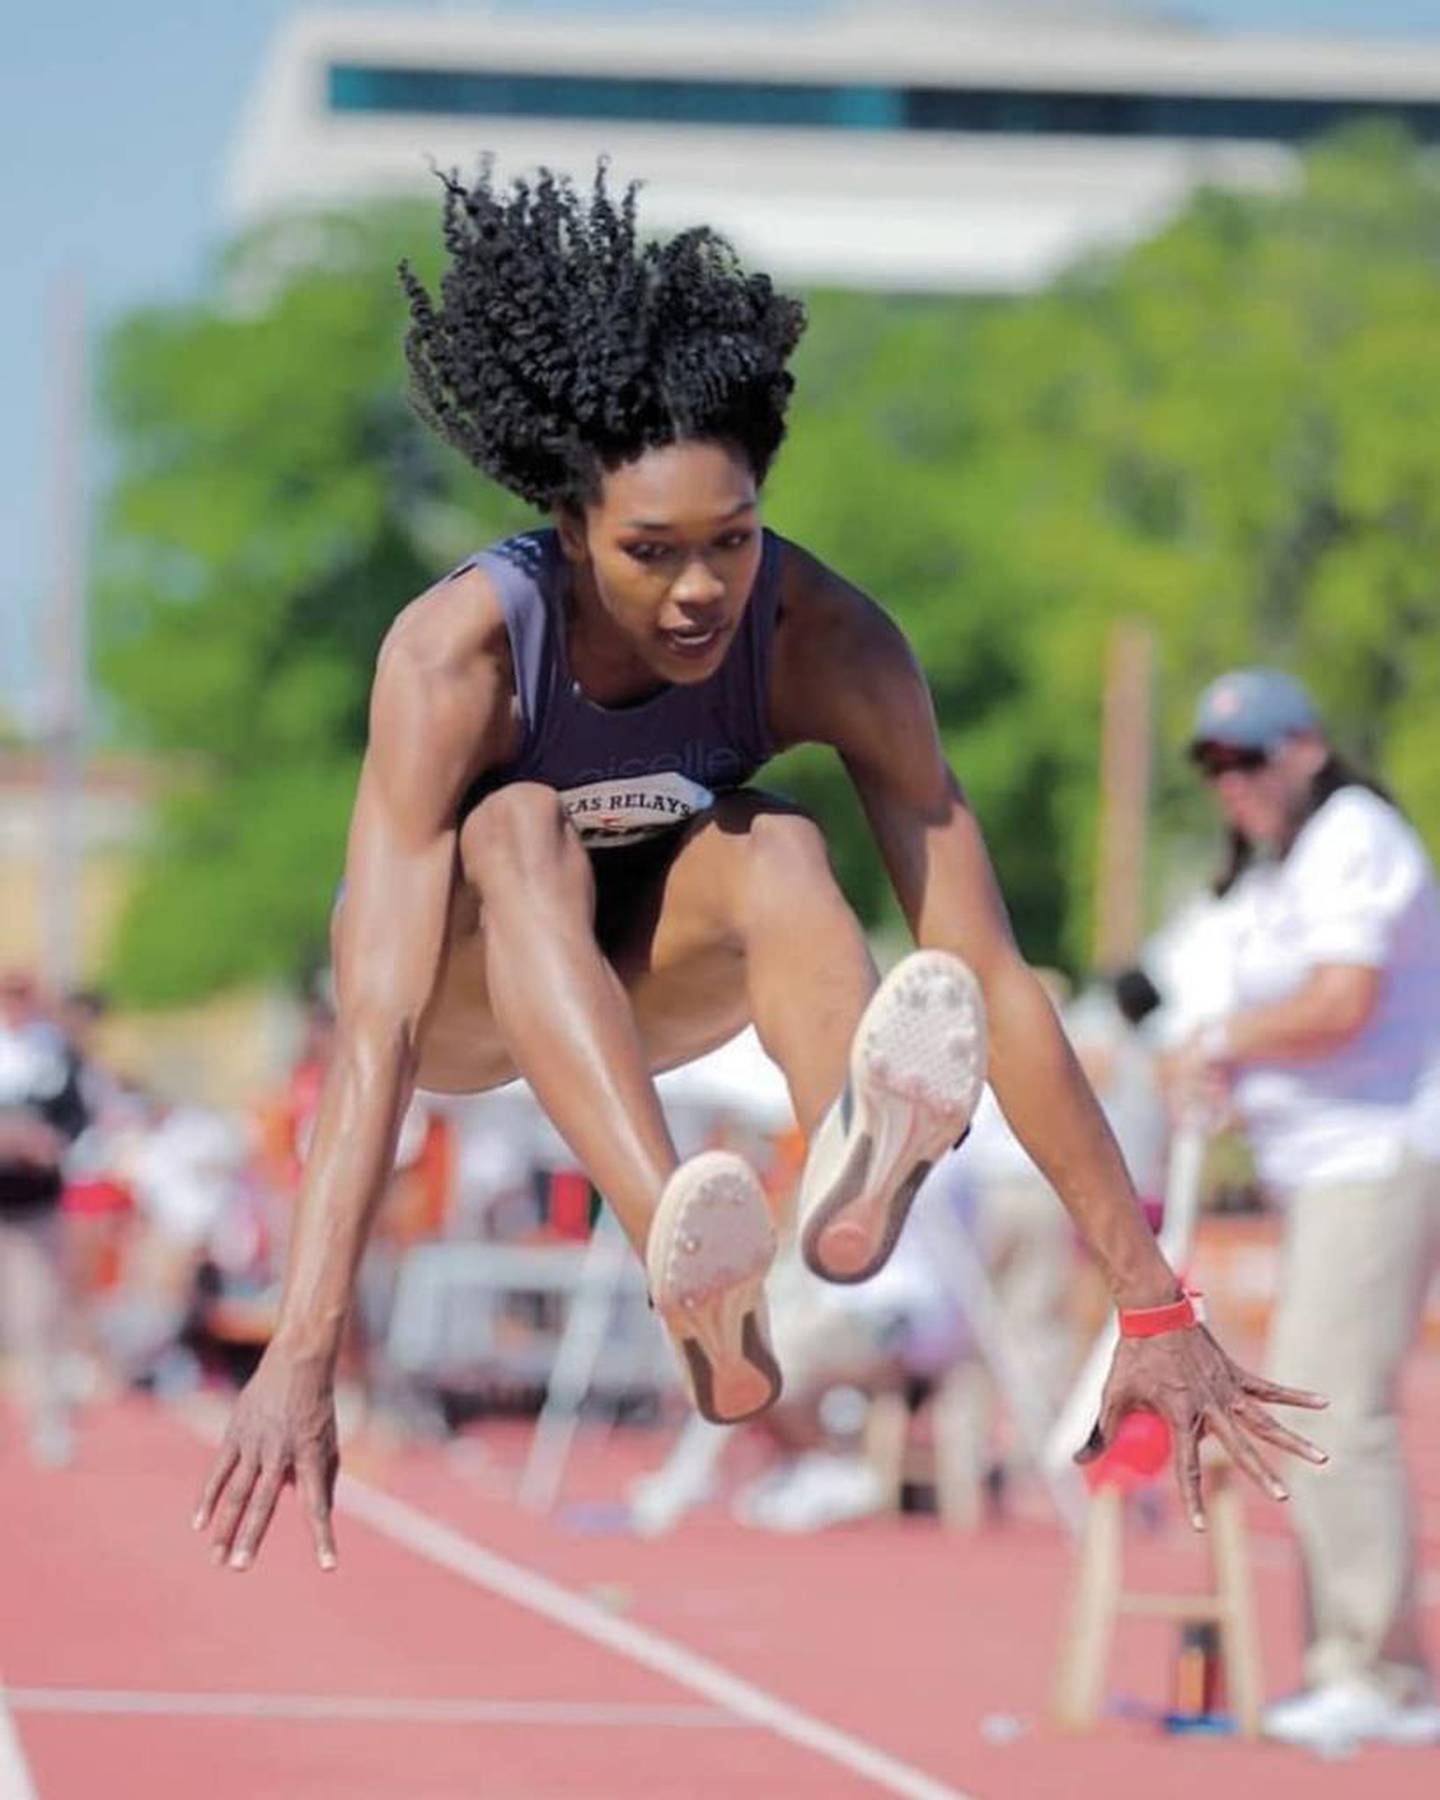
[647,1151,781,1426]
[730,1459,806,1527]
[627,1463,718,1538]
[1262,1679,1440,1750]
[627,1417,730,1536]
[735,1453,888,1533]
[798,951,987,1284]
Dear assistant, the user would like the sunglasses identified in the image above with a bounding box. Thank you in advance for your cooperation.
[1191,744,1270,781]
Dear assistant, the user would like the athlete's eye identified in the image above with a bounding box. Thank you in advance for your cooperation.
[622,541,672,565]
[714,530,754,552]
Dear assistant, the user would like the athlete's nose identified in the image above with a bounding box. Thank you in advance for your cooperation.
[670,555,726,610]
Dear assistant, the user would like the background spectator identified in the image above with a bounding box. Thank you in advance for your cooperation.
[1175,668,1440,1751]
[0,972,88,1465]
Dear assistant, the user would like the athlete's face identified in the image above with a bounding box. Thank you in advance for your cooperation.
[558,439,764,686]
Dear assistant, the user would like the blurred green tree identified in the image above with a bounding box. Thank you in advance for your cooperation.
[770,123,1440,965]
[98,127,1440,1001]
[97,204,529,1002]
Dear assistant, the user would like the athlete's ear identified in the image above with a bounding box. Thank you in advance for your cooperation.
[554,501,589,565]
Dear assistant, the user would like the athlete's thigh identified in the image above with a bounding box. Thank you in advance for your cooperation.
[412,821,749,1087]
[330,871,515,1096]
[329,790,805,1090]
[329,825,723,1091]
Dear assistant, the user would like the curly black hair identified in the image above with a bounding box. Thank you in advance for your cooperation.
[400,160,807,509]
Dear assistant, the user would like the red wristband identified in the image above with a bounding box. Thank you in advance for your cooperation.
[1118,1289,1204,1339]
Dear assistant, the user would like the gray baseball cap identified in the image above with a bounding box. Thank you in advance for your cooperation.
[1190,668,1319,753]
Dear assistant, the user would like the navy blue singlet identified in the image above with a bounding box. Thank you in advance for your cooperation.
[457,527,782,850]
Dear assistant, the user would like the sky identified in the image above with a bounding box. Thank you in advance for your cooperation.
[4,0,1440,722]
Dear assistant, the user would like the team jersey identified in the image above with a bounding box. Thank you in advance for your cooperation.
[456,527,781,849]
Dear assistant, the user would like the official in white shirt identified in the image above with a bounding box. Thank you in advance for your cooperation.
[1178,668,1440,1750]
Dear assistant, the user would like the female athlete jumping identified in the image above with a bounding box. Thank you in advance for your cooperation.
[195,164,1325,1572]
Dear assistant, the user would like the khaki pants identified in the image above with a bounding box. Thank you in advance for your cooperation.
[0,1209,68,1439]
[1268,1156,1440,1702]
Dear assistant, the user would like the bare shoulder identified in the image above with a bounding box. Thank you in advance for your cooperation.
[366,562,519,823]
[377,562,509,702]
[772,539,901,658]
[768,538,928,756]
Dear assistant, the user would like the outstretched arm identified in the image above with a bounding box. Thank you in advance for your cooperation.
[771,555,1326,1525]
[193,569,510,1570]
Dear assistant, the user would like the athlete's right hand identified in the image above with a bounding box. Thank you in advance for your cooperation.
[192,1344,340,1572]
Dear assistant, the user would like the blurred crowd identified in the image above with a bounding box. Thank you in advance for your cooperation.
[0,950,1174,1514]
[0,941,1171,1469]
[0,969,269,1464]
[0,976,464,1465]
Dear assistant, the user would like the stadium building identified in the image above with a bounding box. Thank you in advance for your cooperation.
[228,2,1440,291]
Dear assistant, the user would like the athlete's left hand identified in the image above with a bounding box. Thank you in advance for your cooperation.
[1077,1325,1329,1529]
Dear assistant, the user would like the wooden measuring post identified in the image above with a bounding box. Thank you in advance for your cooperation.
[1052,1456,1263,1737]
[1093,619,1154,974]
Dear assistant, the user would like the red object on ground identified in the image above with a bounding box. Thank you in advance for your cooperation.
[1086,1410,1173,1494]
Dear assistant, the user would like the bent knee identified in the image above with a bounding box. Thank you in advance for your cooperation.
[741,803,832,882]
[459,782,583,893]
[708,797,835,913]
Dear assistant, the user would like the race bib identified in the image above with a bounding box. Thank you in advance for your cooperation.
[560,772,715,849]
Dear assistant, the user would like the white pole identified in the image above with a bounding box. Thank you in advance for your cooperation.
[517,1205,632,1514]
[40,272,87,996]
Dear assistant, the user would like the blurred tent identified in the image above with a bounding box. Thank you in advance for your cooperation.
[654,1027,795,1131]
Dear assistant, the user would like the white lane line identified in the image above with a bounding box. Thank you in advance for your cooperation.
[178,1401,970,1798]
[336,1475,973,1800]
[4,1691,739,1729]
[0,1680,39,1800]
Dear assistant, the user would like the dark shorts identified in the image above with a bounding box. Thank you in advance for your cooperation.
[339,785,781,957]
[588,830,689,957]
[333,821,688,958]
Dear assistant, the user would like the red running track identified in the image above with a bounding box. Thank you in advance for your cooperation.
[1,1367,1437,1800]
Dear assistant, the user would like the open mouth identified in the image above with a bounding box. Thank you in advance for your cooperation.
[659,623,726,659]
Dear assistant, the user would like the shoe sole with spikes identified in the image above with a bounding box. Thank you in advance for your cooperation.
[800,950,987,1284]
[647,1151,781,1425]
